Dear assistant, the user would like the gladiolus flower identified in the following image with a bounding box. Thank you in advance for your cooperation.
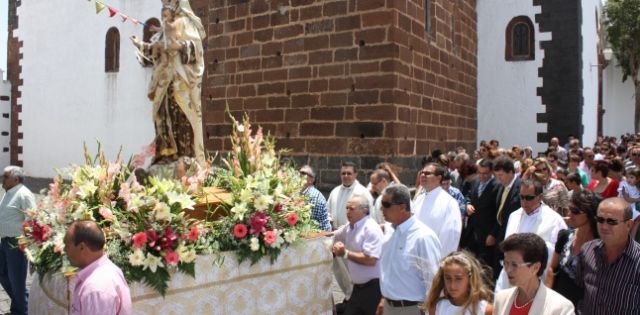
[263,230,277,245]
[287,213,298,226]
[233,224,248,238]
[132,232,147,248]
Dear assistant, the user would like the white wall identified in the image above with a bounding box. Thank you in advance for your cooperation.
[16,1,160,177]
[477,1,549,154]
[0,76,10,169]
[603,57,636,137]
[581,0,602,147]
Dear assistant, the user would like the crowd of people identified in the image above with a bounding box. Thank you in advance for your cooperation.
[307,135,640,315]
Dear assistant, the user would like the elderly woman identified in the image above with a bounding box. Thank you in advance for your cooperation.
[545,190,599,307]
[494,233,574,315]
[524,157,570,214]
[587,160,619,198]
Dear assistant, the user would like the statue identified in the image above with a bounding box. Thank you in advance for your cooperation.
[130,0,206,166]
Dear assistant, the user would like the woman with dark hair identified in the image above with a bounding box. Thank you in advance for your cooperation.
[458,160,478,200]
[494,233,574,314]
[544,190,599,307]
[587,160,619,198]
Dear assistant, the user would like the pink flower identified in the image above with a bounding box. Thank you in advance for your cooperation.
[160,226,178,250]
[249,212,268,236]
[146,230,159,247]
[263,230,277,245]
[107,162,121,179]
[233,224,248,238]
[273,203,282,213]
[118,183,131,204]
[132,232,147,248]
[164,250,179,266]
[49,177,61,199]
[287,213,298,226]
[188,226,200,241]
[99,207,114,221]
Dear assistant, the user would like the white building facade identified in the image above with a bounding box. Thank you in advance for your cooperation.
[477,0,603,152]
[14,1,160,177]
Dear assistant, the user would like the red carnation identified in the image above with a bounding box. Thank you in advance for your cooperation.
[287,212,298,226]
[188,226,200,241]
[132,232,147,248]
[164,249,179,266]
[233,224,248,238]
[263,230,277,245]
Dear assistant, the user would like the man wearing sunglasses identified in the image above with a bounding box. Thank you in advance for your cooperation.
[375,184,442,315]
[494,179,567,292]
[412,163,462,257]
[575,197,640,315]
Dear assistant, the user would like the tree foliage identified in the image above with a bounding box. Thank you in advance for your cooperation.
[604,0,640,131]
[604,0,640,85]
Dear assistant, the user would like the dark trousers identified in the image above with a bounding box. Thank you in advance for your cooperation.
[344,279,381,315]
[0,237,28,315]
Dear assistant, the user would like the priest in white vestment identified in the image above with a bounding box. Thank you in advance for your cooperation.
[494,178,567,292]
[412,163,462,257]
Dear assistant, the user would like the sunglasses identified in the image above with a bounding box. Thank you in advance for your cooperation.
[520,194,538,201]
[420,171,435,176]
[568,207,583,215]
[594,215,628,226]
[381,201,403,208]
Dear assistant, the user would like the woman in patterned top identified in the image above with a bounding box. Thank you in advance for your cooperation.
[545,190,599,306]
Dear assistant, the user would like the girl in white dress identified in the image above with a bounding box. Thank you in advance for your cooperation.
[424,251,494,315]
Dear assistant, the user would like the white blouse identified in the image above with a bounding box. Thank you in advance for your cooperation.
[429,299,489,315]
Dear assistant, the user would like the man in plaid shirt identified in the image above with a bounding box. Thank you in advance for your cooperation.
[299,165,331,231]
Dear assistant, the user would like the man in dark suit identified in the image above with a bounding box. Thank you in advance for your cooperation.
[487,156,521,278]
[462,159,500,266]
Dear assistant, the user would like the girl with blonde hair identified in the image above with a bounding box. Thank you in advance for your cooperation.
[424,251,494,315]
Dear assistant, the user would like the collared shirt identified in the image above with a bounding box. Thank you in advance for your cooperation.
[447,186,467,217]
[0,183,36,237]
[371,195,386,224]
[334,216,383,284]
[380,216,442,302]
[495,203,567,291]
[576,239,640,314]
[411,186,462,257]
[327,180,373,229]
[71,254,132,315]
[302,185,331,231]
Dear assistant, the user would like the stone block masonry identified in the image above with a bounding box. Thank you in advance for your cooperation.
[190,0,476,189]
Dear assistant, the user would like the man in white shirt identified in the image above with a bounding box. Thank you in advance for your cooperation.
[494,179,567,292]
[412,163,462,257]
[376,184,442,315]
[0,166,35,315]
[333,195,383,315]
[370,169,391,224]
[327,161,373,306]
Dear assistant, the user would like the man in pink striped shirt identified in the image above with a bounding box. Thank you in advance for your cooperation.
[64,220,132,315]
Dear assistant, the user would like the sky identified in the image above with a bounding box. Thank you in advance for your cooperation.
[0,0,7,80]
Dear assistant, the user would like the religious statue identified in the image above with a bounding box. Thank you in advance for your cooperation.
[130,0,206,166]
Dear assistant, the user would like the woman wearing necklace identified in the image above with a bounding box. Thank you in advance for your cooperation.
[493,233,574,315]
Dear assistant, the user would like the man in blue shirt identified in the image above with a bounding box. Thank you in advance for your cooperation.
[299,165,331,231]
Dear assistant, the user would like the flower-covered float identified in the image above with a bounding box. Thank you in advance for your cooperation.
[24,117,333,315]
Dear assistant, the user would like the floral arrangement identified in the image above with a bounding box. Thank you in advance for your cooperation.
[20,116,319,296]
[209,115,317,264]
[20,145,211,295]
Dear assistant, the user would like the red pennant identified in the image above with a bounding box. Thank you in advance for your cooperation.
[120,13,128,22]
[108,7,117,17]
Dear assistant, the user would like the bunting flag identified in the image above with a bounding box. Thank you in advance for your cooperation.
[95,2,106,14]
[108,7,117,17]
[91,0,146,27]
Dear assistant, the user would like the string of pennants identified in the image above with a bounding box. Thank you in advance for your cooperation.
[92,0,147,27]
